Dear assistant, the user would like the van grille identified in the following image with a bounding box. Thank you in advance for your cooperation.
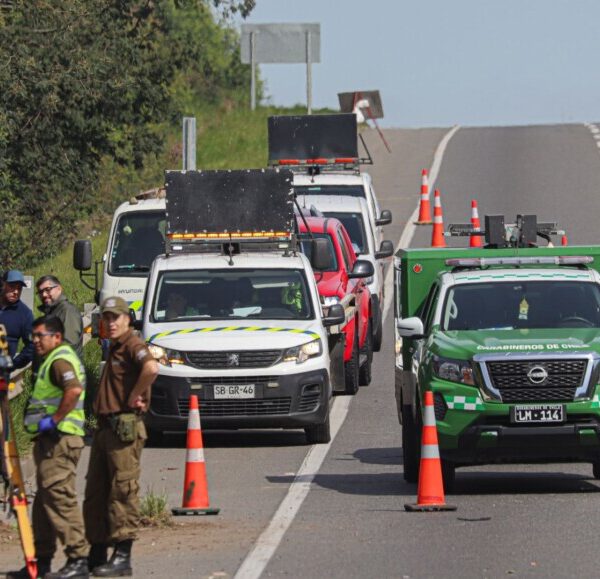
[185,350,282,369]
[177,397,291,417]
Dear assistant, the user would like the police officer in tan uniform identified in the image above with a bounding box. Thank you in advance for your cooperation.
[8,316,88,579]
[83,297,158,577]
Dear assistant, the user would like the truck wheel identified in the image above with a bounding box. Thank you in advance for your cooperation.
[593,461,600,479]
[344,326,360,395]
[442,460,456,494]
[402,403,420,483]
[305,412,331,444]
[372,313,383,352]
[145,428,164,448]
[359,321,373,386]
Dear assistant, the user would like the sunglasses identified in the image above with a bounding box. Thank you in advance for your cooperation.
[37,285,59,295]
[32,331,58,339]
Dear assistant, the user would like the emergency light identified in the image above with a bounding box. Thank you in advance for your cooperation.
[445,256,594,268]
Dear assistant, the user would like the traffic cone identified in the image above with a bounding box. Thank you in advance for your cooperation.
[430,190,446,248]
[415,169,432,224]
[561,235,568,246]
[470,199,482,248]
[172,395,220,516]
[405,391,456,512]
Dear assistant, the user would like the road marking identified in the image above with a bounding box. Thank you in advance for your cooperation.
[382,125,461,321]
[234,126,460,579]
[234,395,352,579]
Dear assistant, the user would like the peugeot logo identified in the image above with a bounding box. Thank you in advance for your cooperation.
[226,353,240,367]
[527,365,548,384]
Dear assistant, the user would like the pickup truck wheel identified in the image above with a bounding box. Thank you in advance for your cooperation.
[358,320,373,386]
[344,326,360,395]
[402,403,420,483]
[305,412,331,444]
[145,428,164,448]
[593,461,600,479]
[372,314,383,352]
[442,460,456,494]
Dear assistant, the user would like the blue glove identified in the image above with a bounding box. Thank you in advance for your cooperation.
[38,415,57,433]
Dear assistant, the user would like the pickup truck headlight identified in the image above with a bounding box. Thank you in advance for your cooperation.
[283,338,322,364]
[432,355,474,385]
[322,296,340,307]
[147,343,185,367]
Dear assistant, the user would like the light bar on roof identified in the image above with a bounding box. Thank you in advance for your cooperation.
[273,157,358,167]
[168,231,291,240]
[445,256,594,267]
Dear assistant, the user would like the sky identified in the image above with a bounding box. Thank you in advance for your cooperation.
[239,0,600,128]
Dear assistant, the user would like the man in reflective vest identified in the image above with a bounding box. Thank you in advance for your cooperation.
[13,316,88,578]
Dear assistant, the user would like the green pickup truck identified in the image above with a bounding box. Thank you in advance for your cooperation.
[394,232,600,490]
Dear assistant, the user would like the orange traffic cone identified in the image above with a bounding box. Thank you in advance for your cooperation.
[405,391,456,512]
[430,189,446,248]
[172,395,220,516]
[561,235,568,246]
[415,169,432,224]
[470,199,482,248]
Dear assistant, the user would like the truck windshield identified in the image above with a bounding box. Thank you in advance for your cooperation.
[295,185,365,198]
[151,269,314,322]
[322,212,368,254]
[109,211,166,276]
[299,233,338,272]
[442,281,600,330]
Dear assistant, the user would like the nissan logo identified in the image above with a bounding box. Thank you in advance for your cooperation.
[226,353,240,367]
[527,365,548,384]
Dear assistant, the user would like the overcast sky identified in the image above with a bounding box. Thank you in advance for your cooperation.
[240,0,600,128]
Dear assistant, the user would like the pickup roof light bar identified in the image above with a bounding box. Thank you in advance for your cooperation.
[168,231,291,240]
[445,256,594,267]
[273,157,359,167]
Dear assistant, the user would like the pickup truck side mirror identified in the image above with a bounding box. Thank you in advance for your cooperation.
[73,239,92,271]
[311,237,333,271]
[375,240,394,259]
[376,209,392,227]
[396,316,425,339]
[132,318,143,331]
[348,259,374,279]
[323,303,345,327]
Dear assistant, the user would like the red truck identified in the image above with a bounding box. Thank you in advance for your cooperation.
[298,216,374,394]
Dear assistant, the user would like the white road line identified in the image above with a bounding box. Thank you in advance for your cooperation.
[381,125,461,321]
[235,126,460,579]
[234,396,352,579]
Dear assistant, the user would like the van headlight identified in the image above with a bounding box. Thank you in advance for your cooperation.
[432,355,474,385]
[147,343,185,367]
[283,338,322,364]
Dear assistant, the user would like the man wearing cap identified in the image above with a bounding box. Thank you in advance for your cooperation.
[7,316,88,579]
[83,296,158,577]
[0,270,34,370]
[36,275,83,359]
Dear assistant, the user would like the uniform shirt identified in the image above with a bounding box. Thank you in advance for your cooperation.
[94,328,154,415]
[0,299,34,369]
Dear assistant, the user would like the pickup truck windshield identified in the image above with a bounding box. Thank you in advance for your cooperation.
[152,269,314,322]
[109,211,166,275]
[295,185,365,198]
[323,212,368,254]
[442,281,600,330]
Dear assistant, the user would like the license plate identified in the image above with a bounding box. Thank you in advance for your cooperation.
[512,404,564,424]
[214,384,256,399]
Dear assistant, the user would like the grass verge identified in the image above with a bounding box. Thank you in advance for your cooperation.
[140,488,172,527]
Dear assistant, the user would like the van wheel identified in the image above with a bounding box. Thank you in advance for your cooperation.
[402,403,420,483]
[344,326,360,395]
[442,460,456,494]
[305,413,331,444]
[359,321,373,386]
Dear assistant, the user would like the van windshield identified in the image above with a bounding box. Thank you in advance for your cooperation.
[442,281,600,330]
[322,212,368,254]
[109,211,166,276]
[151,269,314,322]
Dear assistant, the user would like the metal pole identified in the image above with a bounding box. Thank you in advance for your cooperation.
[182,117,196,171]
[250,31,256,111]
[306,30,312,114]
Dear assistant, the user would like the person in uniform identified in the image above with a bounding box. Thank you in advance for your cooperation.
[83,297,158,577]
[8,316,88,579]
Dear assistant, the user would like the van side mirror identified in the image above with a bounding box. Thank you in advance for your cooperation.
[73,240,92,271]
[323,303,345,327]
[375,240,394,259]
[376,209,392,226]
[311,237,332,271]
[348,259,374,279]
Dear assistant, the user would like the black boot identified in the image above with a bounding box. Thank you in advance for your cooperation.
[6,556,51,578]
[44,557,89,578]
[88,544,109,573]
[92,540,132,577]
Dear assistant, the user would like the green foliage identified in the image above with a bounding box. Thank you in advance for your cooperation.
[140,487,172,527]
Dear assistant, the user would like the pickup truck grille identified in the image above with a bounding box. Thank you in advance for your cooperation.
[185,350,282,369]
[486,359,587,402]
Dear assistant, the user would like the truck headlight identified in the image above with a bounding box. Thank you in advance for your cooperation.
[283,338,322,364]
[432,355,474,385]
[322,296,340,307]
[147,343,185,367]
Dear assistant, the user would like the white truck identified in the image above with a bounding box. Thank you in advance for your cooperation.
[139,168,346,444]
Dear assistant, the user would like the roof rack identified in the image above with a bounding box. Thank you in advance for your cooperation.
[129,187,165,204]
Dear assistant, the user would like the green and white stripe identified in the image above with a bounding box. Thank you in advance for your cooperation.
[444,395,484,411]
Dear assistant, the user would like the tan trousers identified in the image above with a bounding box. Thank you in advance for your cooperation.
[83,419,146,544]
[32,433,88,559]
